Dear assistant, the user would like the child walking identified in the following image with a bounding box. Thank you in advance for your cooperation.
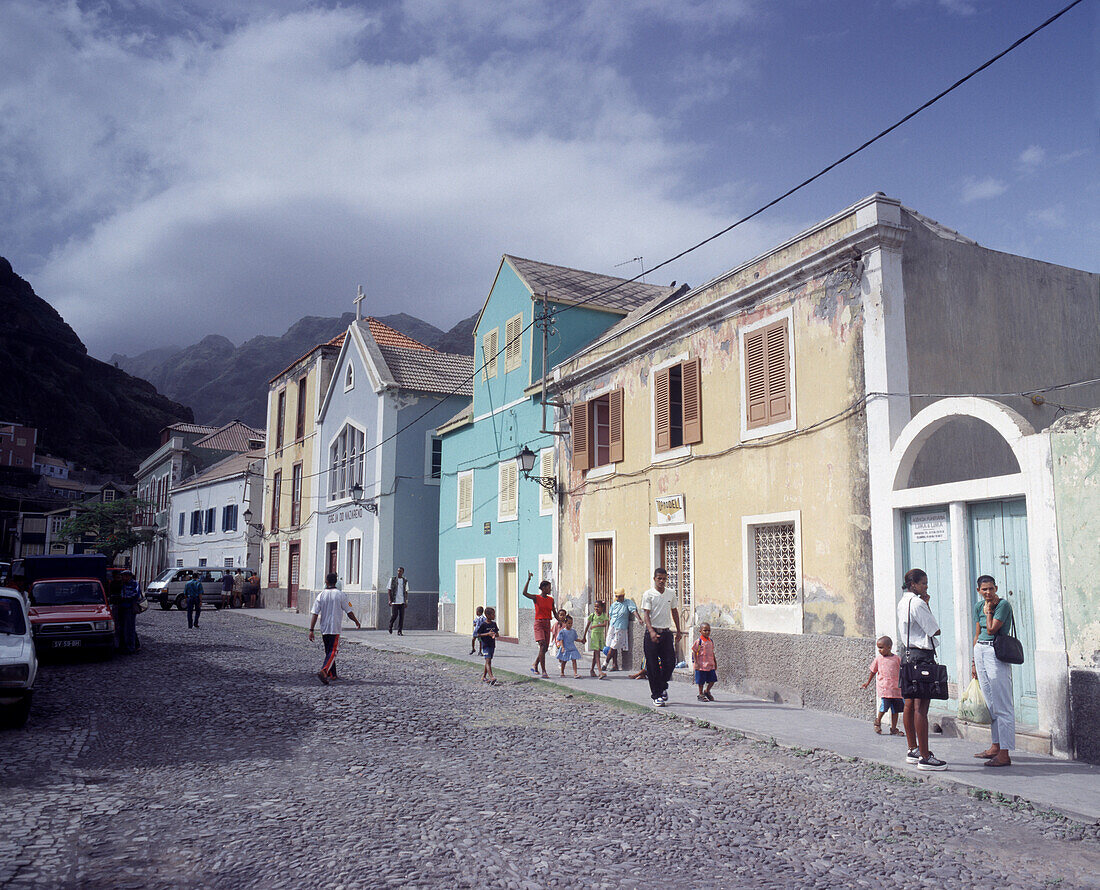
[470,605,486,655]
[862,635,904,734]
[583,601,609,679]
[556,616,582,678]
[692,623,718,701]
[478,607,500,685]
[550,608,568,661]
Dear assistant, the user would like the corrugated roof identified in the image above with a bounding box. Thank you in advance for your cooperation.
[376,345,474,396]
[505,255,676,313]
[173,449,264,492]
[192,421,266,452]
[363,317,433,351]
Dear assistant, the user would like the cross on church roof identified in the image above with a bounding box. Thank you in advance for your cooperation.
[354,285,365,321]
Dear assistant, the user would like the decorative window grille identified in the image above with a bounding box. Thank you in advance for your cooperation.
[268,545,280,584]
[224,557,234,568]
[662,536,691,610]
[753,522,798,605]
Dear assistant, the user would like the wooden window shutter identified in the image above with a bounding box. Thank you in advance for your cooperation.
[458,473,473,524]
[539,449,554,511]
[765,321,791,422]
[571,401,590,472]
[654,368,671,452]
[504,314,523,372]
[608,388,624,463]
[482,329,498,379]
[681,357,702,445]
[745,329,768,428]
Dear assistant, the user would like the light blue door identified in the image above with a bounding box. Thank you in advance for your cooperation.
[903,508,957,708]
[969,500,1038,725]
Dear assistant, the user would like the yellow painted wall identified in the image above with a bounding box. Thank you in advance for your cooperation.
[558,217,875,639]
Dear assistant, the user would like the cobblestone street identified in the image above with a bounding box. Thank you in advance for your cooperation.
[2,610,1098,890]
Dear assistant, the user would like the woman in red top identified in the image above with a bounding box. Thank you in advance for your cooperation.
[522,571,556,679]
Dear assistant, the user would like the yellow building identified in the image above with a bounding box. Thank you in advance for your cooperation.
[260,334,342,610]
[553,193,1100,724]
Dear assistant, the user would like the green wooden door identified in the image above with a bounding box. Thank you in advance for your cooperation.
[969,500,1038,725]
[903,508,957,708]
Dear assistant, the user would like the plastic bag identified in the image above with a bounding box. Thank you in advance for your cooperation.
[958,677,991,724]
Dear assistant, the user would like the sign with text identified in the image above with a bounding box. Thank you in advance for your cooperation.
[328,507,364,524]
[655,494,685,525]
[909,511,948,543]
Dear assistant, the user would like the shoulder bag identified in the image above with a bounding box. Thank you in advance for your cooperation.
[900,599,949,700]
[992,609,1025,665]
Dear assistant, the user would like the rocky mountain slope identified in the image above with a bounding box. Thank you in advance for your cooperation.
[0,257,194,475]
[112,310,478,428]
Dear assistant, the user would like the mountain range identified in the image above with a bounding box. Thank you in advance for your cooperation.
[111,310,478,429]
[0,257,194,475]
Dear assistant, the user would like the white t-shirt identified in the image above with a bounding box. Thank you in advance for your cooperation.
[391,577,408,605]
[896,591,940,651]
[640,586,675,631]
[312,588,354,635]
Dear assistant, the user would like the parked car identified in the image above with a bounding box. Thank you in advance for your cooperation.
[146,567,255,611]
[11,556,116,655]
[0,587,37,727]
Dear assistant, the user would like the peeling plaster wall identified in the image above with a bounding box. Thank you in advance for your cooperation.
[558,219,875,650]
[1050,408,1100,763]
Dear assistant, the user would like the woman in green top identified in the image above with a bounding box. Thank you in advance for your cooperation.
[971,574,1015,767]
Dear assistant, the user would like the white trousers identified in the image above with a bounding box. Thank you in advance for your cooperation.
[974,642,1015,750]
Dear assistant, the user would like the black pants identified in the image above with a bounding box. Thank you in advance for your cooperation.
[187,597,202,628]
[322,634,339,677]
[389,603,406,633]
[117,602,137,653]
[643,628,675,700]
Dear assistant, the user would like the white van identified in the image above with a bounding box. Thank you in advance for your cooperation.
[147,567,244,611]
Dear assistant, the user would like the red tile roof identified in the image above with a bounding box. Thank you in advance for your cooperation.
[192,421,266,453]
[365,317,432,351]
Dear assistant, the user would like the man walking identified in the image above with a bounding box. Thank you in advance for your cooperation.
[641,567,684,707]
[388,567,409,635]
[221,571,234,607]
[116,570,142,653]
[521,570,556,678]
[185,571,204,629]
[309,572,361,684]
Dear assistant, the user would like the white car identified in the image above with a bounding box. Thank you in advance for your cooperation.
[0,587,37,727]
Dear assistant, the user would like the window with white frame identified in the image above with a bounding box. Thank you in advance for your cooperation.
[742,511,803,634]
[498,461,518,521]
[103,489,116,502]
[430,436,443,480]
[346,537,361,586]
[740,310,795,440]
[177,559,184,567]
[329,424,365,501]
[224,557,234,568]
[344,364,354,390]
[457,470,473,527]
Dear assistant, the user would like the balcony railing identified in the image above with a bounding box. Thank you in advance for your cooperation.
[132,512,157,530]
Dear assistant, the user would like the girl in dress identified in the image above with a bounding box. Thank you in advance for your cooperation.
[556,616,582,678]
[583,600,609,679]
[550,608,568,661]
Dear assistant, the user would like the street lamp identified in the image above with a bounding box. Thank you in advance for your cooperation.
[517,445,556,499]
[242,508,265,535]
[349,482,378,514]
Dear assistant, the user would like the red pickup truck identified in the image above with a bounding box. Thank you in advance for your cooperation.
[12,555,116,654]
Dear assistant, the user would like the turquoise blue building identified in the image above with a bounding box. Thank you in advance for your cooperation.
[436,255,677,640]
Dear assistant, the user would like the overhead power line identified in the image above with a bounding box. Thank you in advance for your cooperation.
[272,0,1093,483]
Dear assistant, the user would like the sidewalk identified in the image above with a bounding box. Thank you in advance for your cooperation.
[243,609,1100,824]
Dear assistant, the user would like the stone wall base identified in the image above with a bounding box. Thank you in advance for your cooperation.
[711,627,877,719]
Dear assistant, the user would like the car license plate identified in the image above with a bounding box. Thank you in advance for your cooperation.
[54,640,82,648]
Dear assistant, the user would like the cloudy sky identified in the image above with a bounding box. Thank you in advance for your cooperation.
[1,0,1095,358]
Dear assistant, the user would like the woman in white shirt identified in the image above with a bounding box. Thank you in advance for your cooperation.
[896,569,947,771]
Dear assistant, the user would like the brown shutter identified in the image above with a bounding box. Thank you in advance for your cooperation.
[765,321,790,423]
[571,401,590,471]
[608,388,624,463]
[745,330,768,428]
[681,357,702,445]
[654,367,671,452]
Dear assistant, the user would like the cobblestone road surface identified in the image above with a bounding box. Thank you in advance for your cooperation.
[2,609,1098,889]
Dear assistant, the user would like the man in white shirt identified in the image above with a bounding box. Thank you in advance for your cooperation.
[309,572,361,685]
[640,567,684,707]
[896,568,946,771]
[388,567,409,635]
